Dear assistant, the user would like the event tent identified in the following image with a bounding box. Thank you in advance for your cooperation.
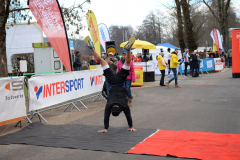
[156,43,181,50]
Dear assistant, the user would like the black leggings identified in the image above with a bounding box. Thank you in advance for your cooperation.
[160,70,165,85]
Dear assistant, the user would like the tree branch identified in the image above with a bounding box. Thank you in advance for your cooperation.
[202,0,220,22]
[4,0,11,24]
[9,7,30,13]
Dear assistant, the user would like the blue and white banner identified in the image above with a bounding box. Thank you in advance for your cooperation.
[203,58,215,71]
[98,23,111,52]
[179,58,215,74]
[28,69,103,111]
[179,63,190,74]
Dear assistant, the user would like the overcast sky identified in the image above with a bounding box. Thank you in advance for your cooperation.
[70,0,164,37]
[60,0,240,38]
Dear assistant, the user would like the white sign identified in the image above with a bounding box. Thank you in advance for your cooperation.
[28,69,104,111]
[0,77,26,125]
[214,58,223,71]
[134,62,155,72]
[20,60,27,72]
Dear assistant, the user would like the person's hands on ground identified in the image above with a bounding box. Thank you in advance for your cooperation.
[127,127,137,132]
[98,130,108,133]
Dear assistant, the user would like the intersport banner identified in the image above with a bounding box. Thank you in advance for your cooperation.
[28,0,72,72]
[0,77,26,126]
[210,28,224,57]
[86,10,101,56]
[98,23,111,52]
[28,69,104,111]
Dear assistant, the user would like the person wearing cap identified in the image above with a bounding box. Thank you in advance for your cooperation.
[158,53,167,86]
[74,51,82,71]
[117,50,135,107]
[107,52,118,73]
[183,49,189,77]
[165,49,181,88]
[167,48,172,78]
[85,36,136,133]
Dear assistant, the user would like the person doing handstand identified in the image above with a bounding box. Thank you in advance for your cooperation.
[85,36,137,133]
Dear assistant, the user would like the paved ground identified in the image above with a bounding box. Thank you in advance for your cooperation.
[1,68,240,160]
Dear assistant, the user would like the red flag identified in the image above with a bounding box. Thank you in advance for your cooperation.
[211,28,220,57]
[28,0,72,72]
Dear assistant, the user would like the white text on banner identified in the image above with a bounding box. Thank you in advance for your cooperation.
[29,69,103,112]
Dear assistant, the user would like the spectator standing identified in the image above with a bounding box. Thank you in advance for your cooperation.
[105,52,118,96]
[139,53,143,60]
[74,51,82,71]
[165,49,181,88]
[167,48,172,78]
[183,49,189,77]
[190,50,199,77]
[142,54,149,62]
[117,51,135,107]
[134,53,142,62]
[90,56,98,65]
[107,53,118,73]
[158,53,167,86]
[116,53,120,61]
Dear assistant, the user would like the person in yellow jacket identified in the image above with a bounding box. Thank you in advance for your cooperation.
[165,49,181,88]
[158,53,167,86]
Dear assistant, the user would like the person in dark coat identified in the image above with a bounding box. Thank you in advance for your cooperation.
[190,50,199,77]
[90,56,97,65]
[85,36,137,133]
[74,51,82,71]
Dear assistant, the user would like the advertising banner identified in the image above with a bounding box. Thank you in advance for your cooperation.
[86,10,101,56]
[232,30,240,74]
[204,58,215,71]
[0,77,26,126]
[134,62,155,72]
[179,63,190,74]
[28,69,103,111]
[28,0,72,72]
[98,23,111,52]
[214,58,223,71]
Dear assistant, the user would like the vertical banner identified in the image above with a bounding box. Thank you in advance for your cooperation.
[210,28,224,57]
[86,10,101,56]
[98,23,111,52]
[232,30,240,74]
[28,0,72,72]
[0,77,26,126]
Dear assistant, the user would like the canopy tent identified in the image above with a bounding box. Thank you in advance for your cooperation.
[120,40,156,49]
[156,43,180,50]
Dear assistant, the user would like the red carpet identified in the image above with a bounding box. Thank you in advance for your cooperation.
[127,130,240,160]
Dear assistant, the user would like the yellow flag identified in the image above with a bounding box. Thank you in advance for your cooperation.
[213,41,217,52]
[86,10,101,56]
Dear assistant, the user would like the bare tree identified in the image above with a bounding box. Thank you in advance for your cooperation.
[0,0,88,77]
[175,0,186,54]
[202,0,231,49]
[109,25,134,54]
[181,0,198,52]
